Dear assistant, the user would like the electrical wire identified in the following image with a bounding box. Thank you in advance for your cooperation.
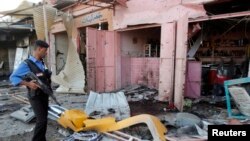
[219,16,250,38]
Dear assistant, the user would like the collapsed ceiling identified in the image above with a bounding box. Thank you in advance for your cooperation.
[204,0,250,15]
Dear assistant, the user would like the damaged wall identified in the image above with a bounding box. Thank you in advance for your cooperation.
[49,7,114,89]
[113,0,206,30]
[0,47,9,75]
[120,27,160,88]
[52,14,86,94]
[120,27,160,57]
[8,47,16,73]
[50,8,113,36]
[54,32,68,74]
[113,0,207,109]
[0,41,16,76]
[131,58,159,88]
[121,57,159,89]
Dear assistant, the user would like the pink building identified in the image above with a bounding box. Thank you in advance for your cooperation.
[49,0,250,110]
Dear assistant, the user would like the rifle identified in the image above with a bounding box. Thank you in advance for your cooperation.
[25,72,61,106]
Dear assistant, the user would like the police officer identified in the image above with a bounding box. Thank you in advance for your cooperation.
[10,40,51,141]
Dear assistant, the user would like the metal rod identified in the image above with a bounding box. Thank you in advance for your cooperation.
[6,14,33,16]
[103,132,128,141]
[84,3,113,9]
[11,95,29,104]
[189,10,250,22]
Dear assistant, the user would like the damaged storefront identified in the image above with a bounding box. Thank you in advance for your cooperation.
[188,0,250,98]
[49,0,121,93]
[0,16,36,81]
[0,0,57,81]
[48,0,250,115]
[2,0,250,140]
[185,0,250,121]
[108,0,207,111]
[109,0,250,113]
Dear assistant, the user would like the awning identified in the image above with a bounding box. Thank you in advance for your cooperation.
[94,0,127,7]
[79,0,127,10]
[0,1,35,21]
[189,10,250,22]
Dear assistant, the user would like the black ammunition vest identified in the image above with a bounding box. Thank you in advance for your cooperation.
[24,59,52,96]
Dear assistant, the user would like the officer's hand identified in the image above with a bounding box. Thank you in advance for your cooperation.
[27,80,40,90]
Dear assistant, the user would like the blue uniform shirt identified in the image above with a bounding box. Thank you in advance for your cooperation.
[9,56,45,86]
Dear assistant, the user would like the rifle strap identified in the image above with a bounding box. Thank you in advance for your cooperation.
[24,59,43,74]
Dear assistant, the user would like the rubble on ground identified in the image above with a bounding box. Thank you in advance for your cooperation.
[121,85,158,101]
[1,83,250,141]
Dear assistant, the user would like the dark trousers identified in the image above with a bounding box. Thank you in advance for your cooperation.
[29,93,49,141]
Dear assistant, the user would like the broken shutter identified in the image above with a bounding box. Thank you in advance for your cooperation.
[158,22,176,102]
[86,28,117,92]
[174,15,188,111]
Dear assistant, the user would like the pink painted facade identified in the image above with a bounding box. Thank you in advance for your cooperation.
[121,58,160,89]
[112,0,207,110]
[185,61,202,99]
[174,14,189,111]
[113,0,206,30]
[86,28,117,92]
[158,22,176,102]
[49,0,210,110]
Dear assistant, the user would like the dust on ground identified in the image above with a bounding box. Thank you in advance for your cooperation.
[0,84,89,141]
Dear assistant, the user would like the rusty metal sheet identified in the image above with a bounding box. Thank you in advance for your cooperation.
[174,15,188,111]
[158,22,176,101]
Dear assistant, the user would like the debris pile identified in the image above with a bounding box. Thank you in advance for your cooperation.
[0,103,22,116]
[121,85,158,101]
[62,131,102,141]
